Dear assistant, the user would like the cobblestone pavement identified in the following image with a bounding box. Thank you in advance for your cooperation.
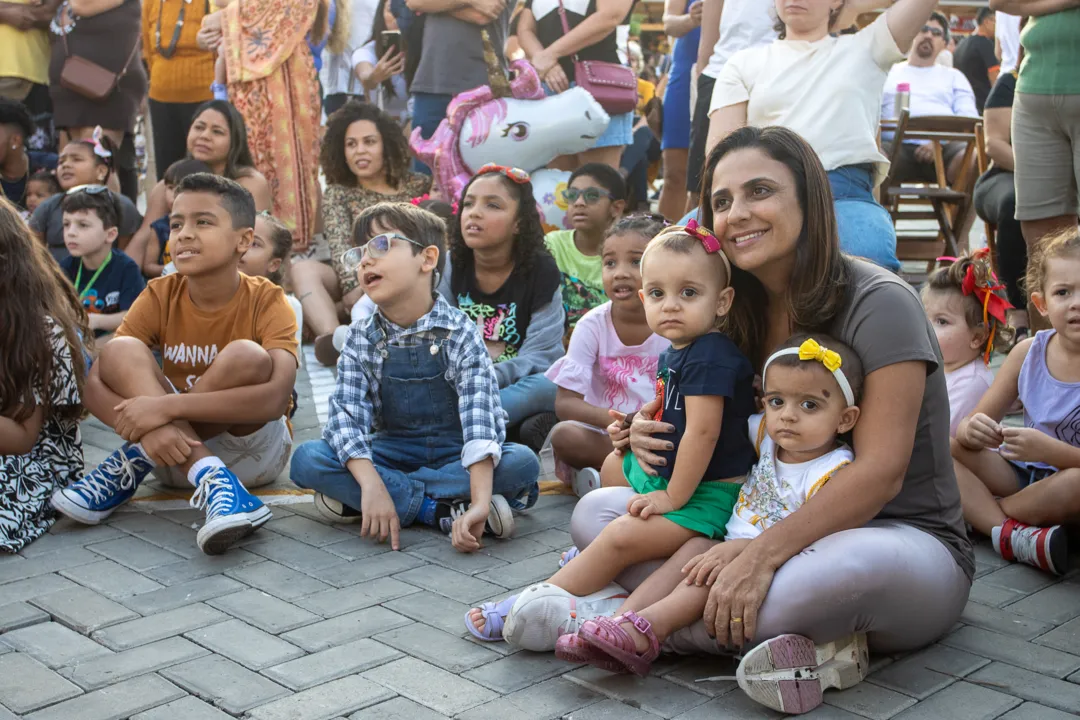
[2,350,1078,719]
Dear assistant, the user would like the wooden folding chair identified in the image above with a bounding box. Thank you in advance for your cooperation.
[880,110,981,276]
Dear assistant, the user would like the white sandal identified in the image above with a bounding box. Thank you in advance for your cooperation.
[502,582,629,651]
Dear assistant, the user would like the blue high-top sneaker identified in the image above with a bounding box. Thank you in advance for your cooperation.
[51,444,155,524]
[190,465,272,555]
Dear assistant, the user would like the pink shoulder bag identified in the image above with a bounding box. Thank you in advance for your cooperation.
[554,0,636,115]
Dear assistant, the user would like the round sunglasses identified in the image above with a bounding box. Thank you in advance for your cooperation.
[341,233,426,272]
[563,187,615,205]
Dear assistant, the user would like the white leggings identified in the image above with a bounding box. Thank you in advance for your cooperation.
[570,487,972,654]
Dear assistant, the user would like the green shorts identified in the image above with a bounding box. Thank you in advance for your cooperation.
[622,453,742,539]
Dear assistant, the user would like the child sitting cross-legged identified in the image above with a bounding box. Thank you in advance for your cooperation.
[552,334,864,695]
[51,173,300,556]
[466,222,756,640]
[59,187,146,349]
[952,227,1080,575]
[289,202,540,553]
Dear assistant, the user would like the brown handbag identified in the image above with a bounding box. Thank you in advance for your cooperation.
[58,18,141,101]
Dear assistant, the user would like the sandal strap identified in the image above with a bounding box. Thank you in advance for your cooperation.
[621,611,661,658]
[481,602,507,636]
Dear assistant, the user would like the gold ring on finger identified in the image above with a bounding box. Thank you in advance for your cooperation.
[731,617,743,623]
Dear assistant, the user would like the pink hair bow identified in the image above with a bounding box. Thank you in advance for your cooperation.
[685,219,722,254]
[410,194,431,206]
[89,127,112,159]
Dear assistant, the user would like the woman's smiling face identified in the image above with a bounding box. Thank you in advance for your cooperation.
[708,147,804,276]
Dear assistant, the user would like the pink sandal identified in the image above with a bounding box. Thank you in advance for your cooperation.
[555,632,627,673]
[579,611,660,676]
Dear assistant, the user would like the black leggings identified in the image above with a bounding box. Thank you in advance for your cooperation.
[974,170,1027,309]
[148,99,205,181]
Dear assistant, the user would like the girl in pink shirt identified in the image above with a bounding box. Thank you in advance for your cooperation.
[545,216,669,496]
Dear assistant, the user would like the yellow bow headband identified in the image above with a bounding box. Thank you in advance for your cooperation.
[762,338,855,406]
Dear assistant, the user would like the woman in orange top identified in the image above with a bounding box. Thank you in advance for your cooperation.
[141,0,216,174]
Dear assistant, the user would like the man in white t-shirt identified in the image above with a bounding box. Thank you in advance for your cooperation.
[881,11,978,184]
[685,0,776,198]
[995,11,1021,74]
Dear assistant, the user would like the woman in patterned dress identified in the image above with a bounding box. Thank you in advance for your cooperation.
[0,198,89,551]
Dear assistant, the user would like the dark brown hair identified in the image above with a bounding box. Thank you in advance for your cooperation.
[1026,226,1080,297]
[321,101,410,189]
[698,125,851,370]
[766,332,864,404]
[0,197,90,422]
[62,187,121,230]
[353,201,447,286]
[924,249,1012,353]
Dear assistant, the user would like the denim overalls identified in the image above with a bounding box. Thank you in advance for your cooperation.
[291,330,539,525]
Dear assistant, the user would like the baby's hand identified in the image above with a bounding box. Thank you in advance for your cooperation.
[627,490,675,519]
[607,410,630,455]
[963,413,1004,449]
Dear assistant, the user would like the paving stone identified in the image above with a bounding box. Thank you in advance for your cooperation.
[891,681,1021,720]
[567,666,712,719]
[457,676,601,720]
[144,549,262,585]
[822,681,916,719]
[162,654,289,715]
[1007,583,1080,624]
[106,513,200,558]
[375,622,500,673]
[86,536,186,572]
[393,565,506,604]
[523,528,574,549]
[91,603,229,651]
[281,606,412,652]
[31,585,139,634]
[243,533,347,571]
[1,621,112,669]
[0,548,98,584]
[58,636,206,691]
[968,662,1080,715]
[0,573,77,606]
[476,553,560,588]
[968,580,1028,608]
[363,657,498,716]
[0,601,49,632]
[383,590,474,636]
[226,560,333,601]
[482,537,551,563]
[668,692,784,719]
[0,652,83,714]
[131,696,234,719]
[979,564,1059,595]
[207,589,320,634]
[564,698,663,720]
[247,674,395,720]
[309,553,426,587]
[462,649,576,693]
[59,560,165,599]
[23,673,186,720]
[295,577,419,617]
[407,540,509,574]
[997,703,1079,719]
[959,601,1057,640]
[265,515,355,546]
[348,696,451,720]
[1033,615,1080,655]
[321,537,394,561]
[512,507,575,536]
[868,644,989,700]
[119,575,245,615]
[184,618,303,670]
[941,625,1080,678]
[262,638,401,691]
[17,524,125,557]
[799,706,866,719]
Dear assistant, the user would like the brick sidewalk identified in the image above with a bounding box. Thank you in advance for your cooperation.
[1,352,1077,719]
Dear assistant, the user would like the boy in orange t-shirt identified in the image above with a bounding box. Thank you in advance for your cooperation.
[52,173,299,556]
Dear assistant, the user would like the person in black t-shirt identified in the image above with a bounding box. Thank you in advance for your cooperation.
[953,8,1000,113]
[58,188,145,346]
[0,99,57,212]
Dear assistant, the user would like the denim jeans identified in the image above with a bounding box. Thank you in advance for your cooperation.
[291,332,539,524]
[828,165,900,272]
[500,373,557,427]
[410,92,453,175]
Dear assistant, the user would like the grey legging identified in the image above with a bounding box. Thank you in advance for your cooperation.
[571,487,971,654]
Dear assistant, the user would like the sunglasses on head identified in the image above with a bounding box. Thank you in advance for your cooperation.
[563,187,615,205]
[476,163,530,184]
[921,25,945,37]
[340,232,426,271]
[66,184,109,196]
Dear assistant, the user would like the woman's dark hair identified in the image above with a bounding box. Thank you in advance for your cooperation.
[0,197,90,423]
[189,100,257,179]
[368,0,399,99]
[449,170,548,281]
[28,170,61,196]
[321,100,410,189]
[698,125,851,369]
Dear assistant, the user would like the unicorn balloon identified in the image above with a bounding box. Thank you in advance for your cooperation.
[410,59,610,231]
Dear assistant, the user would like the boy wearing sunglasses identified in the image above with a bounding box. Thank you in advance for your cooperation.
[52,174,299,556]
[544,163,627,337]
[290,201,540,553]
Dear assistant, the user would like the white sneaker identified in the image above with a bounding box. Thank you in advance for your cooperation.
[502,581,629,651]
[992,518,1067,575]
[313,493,362,524]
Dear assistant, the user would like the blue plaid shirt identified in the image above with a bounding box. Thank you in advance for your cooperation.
[324,295,506,469]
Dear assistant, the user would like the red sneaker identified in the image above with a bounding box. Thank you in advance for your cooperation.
[993,518,1068,575]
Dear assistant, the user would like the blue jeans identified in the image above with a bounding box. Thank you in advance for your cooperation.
[411,92,453,175]
[500,373,557,427]
[828,165,899,272]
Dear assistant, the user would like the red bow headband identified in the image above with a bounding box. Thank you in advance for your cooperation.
[941,249,1013,363]
[685,218,722,253]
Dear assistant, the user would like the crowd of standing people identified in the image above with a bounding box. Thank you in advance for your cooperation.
[0,0,1078,715]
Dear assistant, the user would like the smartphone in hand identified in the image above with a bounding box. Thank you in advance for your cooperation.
[379,30,403,58]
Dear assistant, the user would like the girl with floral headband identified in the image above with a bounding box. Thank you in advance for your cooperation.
[921,248,1013,438]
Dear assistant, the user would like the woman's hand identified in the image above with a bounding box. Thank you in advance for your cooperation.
[544,64,570,94]
[682,540,745,586]
[532,49,569,93]
[365,47,406,91]
[703,549,776,648]
[627,397,674,475]
[689,0,703,25]
[197,12,223,51]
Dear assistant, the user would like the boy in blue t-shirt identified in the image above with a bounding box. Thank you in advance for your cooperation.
[60,187,145,345]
